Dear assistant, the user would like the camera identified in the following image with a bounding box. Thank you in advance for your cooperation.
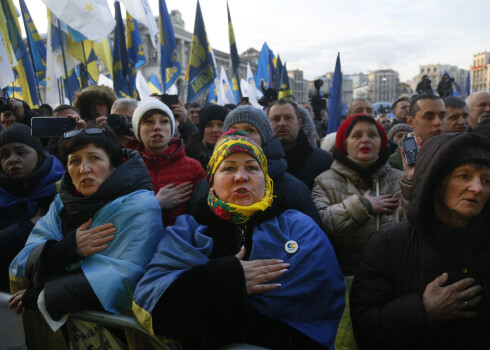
[257,81,278,107]
[107,114,132,136]
[309,80,330,121]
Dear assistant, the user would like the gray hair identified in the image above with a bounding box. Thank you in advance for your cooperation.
[111,98,139,114]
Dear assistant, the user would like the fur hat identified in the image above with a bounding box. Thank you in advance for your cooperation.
[198,105,229,135]
[132,98,175,142]
[387,123,412,141]
[0,123,43,157]
[73,85,117,121]
[335,114,388,154]
[224,105,273,144]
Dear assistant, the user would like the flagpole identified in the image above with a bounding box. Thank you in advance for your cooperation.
[20,11,43,104]
[57,19,72,104]
[80,41,89,89]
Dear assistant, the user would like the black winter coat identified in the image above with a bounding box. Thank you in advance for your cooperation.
[350,133,490,349]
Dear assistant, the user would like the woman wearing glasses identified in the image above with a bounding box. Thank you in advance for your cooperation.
[9,127,164,326]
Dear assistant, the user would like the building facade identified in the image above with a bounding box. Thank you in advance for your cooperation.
[368,69,400,103]
[471,52,490,92]
[288,69,309,103]
[412,64,468,96]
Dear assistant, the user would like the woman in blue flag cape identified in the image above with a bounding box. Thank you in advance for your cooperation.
[0,124,64,293]
[9,127,164,322]
[133,129,356,349]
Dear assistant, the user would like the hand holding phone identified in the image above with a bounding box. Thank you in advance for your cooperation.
[402,136,418,165]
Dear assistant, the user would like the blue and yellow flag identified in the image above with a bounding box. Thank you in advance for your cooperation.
[148,73,163,94]
[159,0,181,91]
[113,1,135,98]
[227,2,241,102]
[19,0,46,83]
[278,62,293,100]
[255,42,272,90]
[126,12,146,69]
[1,0,39,107]
[273,55,283,90]
[186,1,216,102]
[63,67,80,103]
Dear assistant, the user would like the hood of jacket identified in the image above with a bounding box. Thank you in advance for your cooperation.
[59,149,153,227]
[261,137,287,179]
[408,133,490,234]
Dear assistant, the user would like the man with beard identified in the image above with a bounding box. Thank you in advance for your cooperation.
[467,91,490,130]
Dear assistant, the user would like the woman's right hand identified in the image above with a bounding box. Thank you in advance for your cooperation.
[76,218,116,257]
[423,272,482,322]
[156,182,193,210]
[364,190,399,214]
[236,247,289,295]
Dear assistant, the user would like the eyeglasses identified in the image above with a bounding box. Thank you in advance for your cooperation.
[63,128,105,139]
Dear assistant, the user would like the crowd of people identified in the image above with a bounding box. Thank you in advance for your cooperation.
[1,84,490,349]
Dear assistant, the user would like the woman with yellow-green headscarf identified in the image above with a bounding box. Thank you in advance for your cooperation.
[133,130,355,350]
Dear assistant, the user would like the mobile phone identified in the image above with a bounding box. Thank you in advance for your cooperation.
[160,94,178,108]
[31,117,77,138]
[402,136,418,165]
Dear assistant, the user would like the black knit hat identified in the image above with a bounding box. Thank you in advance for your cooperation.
[198,105,229,135]
[0,123,44,157]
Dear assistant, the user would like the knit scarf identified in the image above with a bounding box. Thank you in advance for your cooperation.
[207,129,274,224]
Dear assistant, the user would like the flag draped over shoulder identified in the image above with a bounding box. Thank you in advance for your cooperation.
[227,2,241,102]
[327,53,342,134]
[126,12,146,69]
[19,0,46,83]
[159,0,181,92]
[278,62,293,100]
[113,1,134,98]
[255,42,271,90]
[186,1,216,103]
[41,0,115,43]
[1,0,39,106]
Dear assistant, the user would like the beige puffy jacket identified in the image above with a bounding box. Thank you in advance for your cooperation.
[312,160,403,276]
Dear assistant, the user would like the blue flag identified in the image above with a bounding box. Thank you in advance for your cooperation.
[63,67,80,103]
[327,53,342,134]
[126,12,146,69]
[278,62,293,100]
[1,0,39,107]
[208,82,219,104]
[19,0,46,82]
[159,0,181,91]
[274,55,283,90]
[113,1,135,98]
[465,72,470,96]
[227,2,241,102]
[186,1,216,102]
[255,42,271,89]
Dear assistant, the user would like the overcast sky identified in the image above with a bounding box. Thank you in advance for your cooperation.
[15,0,489,82]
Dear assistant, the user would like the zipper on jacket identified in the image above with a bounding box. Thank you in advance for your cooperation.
[236,224,247,250]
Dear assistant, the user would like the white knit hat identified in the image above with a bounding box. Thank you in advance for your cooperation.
[132,98,175,141]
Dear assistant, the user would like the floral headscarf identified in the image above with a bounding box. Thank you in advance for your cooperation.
[207,129,274,224]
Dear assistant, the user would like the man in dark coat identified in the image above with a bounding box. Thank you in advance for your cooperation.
[266,99,333,189]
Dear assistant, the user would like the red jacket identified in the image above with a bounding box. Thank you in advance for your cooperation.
[139,138,206,226]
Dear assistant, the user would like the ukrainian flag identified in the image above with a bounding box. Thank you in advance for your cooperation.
[227,2,241,102]
[186,1,216,102]
[278,62,293,100]
[255,42,271,90]
[113,1,135,98]
[19,0,46,83]
[159,0,181,91]
[1,0,39,107]
[148,74,163,94]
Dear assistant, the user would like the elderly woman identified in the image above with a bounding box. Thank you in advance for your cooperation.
[0,124,64,292]
[132,98,206,227]
[312,114,403,276]
[350,133,490,349]
[133,130,354,350]
[8,127,163,323]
